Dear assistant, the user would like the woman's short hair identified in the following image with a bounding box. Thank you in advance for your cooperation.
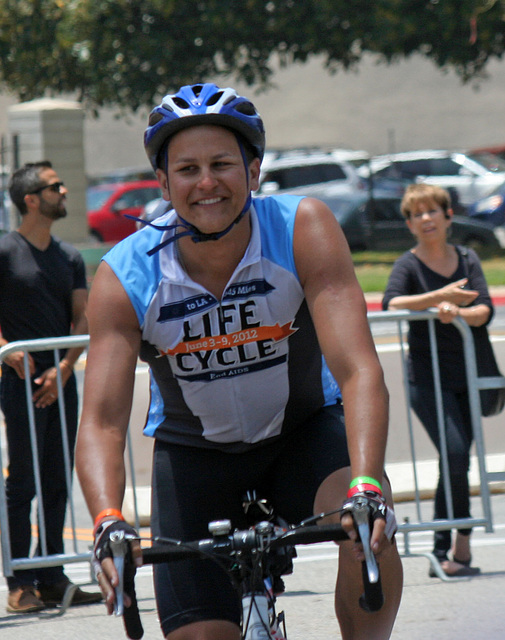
[401,183,451,219]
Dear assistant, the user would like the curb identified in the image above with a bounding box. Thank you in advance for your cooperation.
[387,453,505,503]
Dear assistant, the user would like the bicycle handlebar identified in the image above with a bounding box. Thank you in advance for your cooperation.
[351,502,384,612]
[115,520,383,638]
[141,522,348,567]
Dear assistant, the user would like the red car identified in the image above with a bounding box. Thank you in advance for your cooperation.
[87,180,161,242]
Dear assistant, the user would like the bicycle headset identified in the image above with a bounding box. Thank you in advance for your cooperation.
[142,83,266,255]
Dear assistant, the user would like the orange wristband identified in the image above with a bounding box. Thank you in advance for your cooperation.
[93,508,124,536]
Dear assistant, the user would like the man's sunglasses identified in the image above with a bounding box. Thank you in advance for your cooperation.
[29,181,65,195]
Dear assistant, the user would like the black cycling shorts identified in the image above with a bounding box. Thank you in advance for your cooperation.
[151,403,350,636]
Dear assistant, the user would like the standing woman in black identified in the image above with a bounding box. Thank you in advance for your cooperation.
[382,183,491,577]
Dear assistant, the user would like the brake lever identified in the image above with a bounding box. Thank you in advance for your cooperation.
[352,502,379,584]
[109,529,127,616]
[350,500,384,612]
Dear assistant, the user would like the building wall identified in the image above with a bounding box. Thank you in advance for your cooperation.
[242,52,505,156]
[81,52,505,175]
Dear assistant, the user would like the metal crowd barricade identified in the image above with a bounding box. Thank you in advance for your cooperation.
[368,308,505,578]
[0,316,502,587]
[0,336,141,590]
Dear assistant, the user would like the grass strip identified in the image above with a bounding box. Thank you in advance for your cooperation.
[353,251,505,293]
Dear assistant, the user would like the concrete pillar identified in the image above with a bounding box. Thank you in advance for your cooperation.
[8,98,88,243]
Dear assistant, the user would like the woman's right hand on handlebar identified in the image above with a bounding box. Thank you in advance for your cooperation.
[93,519,143,615]
[97,556,125,614]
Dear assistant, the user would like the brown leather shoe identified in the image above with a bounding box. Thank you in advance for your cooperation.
[38,578,103,607]
[7,585,45,613]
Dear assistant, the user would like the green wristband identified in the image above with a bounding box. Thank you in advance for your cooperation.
[349,476,383,492]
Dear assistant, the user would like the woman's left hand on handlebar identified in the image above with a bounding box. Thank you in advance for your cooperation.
[340,494,397,561]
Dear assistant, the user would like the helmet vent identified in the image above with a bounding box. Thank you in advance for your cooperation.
[148,112,164,126]
[206,91,223,106]
[192,84,204,97]
[173,97,190,109]
[235,102,257,116]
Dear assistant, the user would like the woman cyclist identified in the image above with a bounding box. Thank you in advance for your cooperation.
[76,83,403,640]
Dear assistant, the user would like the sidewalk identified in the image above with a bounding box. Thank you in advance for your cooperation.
[387,453,505,503]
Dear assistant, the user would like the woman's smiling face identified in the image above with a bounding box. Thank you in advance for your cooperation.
[406,198,452,242]
[156,124,260,236]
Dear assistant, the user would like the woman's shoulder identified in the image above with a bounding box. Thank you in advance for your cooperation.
[392,249,418,269]
[454,244,481,265]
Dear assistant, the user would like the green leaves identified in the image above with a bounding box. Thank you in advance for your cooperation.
[0,0,504,113]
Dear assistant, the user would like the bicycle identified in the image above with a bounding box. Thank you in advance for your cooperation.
[109,491,384,640]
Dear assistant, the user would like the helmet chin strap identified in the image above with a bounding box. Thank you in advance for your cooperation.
[141,135,252,256]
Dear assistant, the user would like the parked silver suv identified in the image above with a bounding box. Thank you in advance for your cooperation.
[358,149,505,206]
[256,149,366,196]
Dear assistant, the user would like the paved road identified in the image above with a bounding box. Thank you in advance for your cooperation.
[0,493,504,639]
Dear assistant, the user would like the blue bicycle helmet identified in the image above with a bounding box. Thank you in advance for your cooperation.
[144,83,265,171]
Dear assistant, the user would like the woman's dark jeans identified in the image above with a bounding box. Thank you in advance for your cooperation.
[409,383,473,561]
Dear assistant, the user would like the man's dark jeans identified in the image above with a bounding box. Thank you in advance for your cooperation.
[0,365,78,589]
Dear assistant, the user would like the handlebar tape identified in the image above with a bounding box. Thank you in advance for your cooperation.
[122,553,143,639]
[359,560,384,612]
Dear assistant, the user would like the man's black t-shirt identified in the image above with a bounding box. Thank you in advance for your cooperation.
[0,231,87,368]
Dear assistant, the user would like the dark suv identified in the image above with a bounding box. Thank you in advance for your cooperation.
[311,189,503,253]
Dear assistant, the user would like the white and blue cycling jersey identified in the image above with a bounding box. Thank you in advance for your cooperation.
[103,194,341,452]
